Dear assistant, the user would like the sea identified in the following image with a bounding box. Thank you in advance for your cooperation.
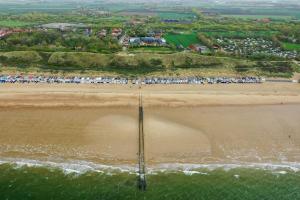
[1,159,300,200]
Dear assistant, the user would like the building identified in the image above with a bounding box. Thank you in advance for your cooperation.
[39,23,87,31]
[129,37,166,46]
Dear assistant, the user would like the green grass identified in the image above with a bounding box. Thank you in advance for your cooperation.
[164,33,200,48]
[0,20,35,28]
[282,43,300,51]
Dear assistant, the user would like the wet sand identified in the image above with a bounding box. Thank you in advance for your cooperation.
[145,105,300,164]
[0,83,300,166]
[0,107,138,164]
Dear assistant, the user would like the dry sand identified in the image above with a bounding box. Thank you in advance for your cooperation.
[0,83,300,166]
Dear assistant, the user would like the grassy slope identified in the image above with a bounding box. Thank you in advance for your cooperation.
[0,50,284,77]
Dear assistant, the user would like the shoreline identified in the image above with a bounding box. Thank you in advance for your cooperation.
[2,157,300,175]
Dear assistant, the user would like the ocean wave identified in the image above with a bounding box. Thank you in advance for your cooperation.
[0,158,138,175]
[148,162,300,173]
[1,158,300,175]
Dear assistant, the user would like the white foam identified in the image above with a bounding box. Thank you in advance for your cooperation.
[0,158,138,174]
[1,158,300,175]
[147,162,300,173]
[183,170,208,176]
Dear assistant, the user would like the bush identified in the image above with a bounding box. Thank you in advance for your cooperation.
[48,52,109,68]
[256,61,294,73]
[109,56,130,68]
[149,58,163,67]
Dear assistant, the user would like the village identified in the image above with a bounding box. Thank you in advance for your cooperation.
[1,22,298,58]
[0,8,299,80]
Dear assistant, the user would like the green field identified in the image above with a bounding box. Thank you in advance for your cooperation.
[164,33,199,48]
[282,43,300,51]
[0,20,35,28]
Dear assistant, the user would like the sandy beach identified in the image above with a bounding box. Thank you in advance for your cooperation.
[0,83,300,166]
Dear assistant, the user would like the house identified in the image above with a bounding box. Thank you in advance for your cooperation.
[212,45,222,52]
[147,30,163,38]
[98,29,107,38]
[189,44,209,53]
[111,28,122,38]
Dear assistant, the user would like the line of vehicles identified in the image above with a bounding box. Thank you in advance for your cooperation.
[0,75,263,85]
[133,77,263,84]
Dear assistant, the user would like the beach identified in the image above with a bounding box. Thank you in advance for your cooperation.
[1,83,300,199]
[0,83,300,167]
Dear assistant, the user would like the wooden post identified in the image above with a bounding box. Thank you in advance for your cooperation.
[138,93,146,191]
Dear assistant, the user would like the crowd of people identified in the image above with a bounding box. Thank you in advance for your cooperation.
[0,75,263,85]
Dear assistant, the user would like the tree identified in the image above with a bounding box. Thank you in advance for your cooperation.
[184,56,193,67]
[197,33,213,49]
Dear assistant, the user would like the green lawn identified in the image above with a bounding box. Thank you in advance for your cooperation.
[164,33,199,48]
[0,20,35,28]
[282,42,300,51]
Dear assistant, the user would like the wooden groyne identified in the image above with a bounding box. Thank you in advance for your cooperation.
[138,93,147,191]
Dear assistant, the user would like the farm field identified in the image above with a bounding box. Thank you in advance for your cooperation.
[164,33,200,47]
[282,43,300,51]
